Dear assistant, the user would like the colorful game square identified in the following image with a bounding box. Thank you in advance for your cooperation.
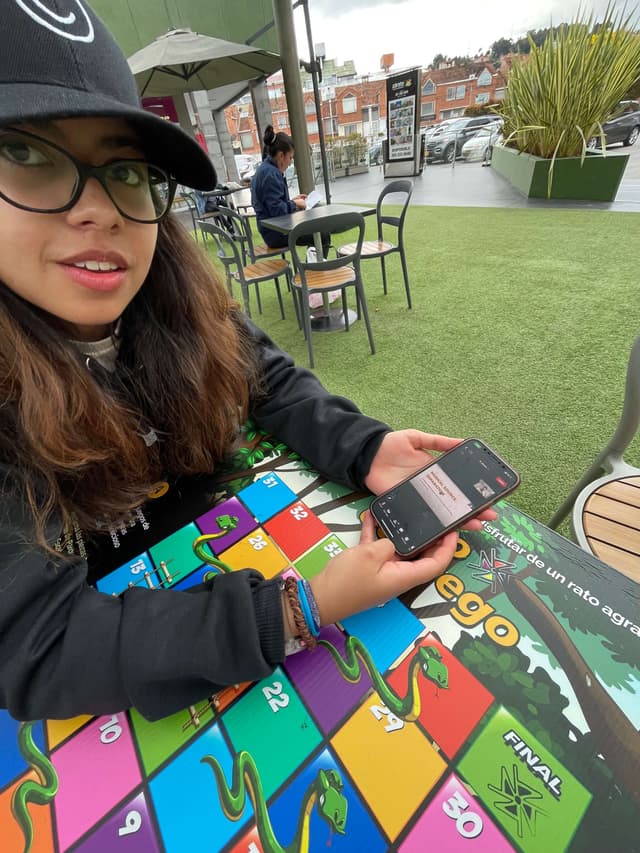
[238,473,297,522]
[267,747,387,852]
[1,769,55,853]
[149,522,210,584]
[221,667,322,801]
[52,714,142,851]
[0,713,46,789]
[387,634,494,758]
[341,597,424,674]
[149,723,247,852]
[284,625,373,735]
[46,716,92,751]
[294,534,347,579]
[196,496,258,553]
[96,551,155,595]
[399,773,513,852]
[331,687,447,842]
[129,703,215,776]
[73,791,161,853]
[172,564,219,590]
[217,528,289,578]
[457,706,592,851]
[264,500,331,561]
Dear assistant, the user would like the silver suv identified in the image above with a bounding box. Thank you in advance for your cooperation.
[426,115,502,163]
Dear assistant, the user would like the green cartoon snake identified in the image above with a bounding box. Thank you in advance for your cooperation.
[319,637,449,720]
[193,513,239,576]
[11,721,59,853]
[202,750,346,853]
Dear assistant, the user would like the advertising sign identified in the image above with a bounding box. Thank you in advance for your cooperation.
[386,67,420,161]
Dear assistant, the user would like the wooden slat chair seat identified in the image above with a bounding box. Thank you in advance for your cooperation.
[292,267,356,289]
[581,477,640,579]
[239,258,289,281]
[288,211,375,368]
[337,179,414,308]
[199,220,290,321]
[549,334,640,583]
[340,239,396,257]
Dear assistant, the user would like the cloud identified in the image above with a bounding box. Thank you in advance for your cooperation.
[309,0,408,16]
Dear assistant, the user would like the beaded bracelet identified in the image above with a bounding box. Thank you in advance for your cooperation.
[283,577,317,650]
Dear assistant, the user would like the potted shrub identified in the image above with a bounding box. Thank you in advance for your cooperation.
[492,5,640,201]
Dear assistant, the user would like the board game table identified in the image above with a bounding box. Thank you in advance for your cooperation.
[2,428,638,853]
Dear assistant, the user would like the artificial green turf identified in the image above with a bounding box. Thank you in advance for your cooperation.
[202,204,640,530]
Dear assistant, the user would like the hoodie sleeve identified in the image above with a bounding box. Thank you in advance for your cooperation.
[0,478,285,722]
[246,319,390,489]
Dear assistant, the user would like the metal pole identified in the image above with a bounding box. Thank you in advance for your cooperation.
[300,0,331,202]
[271,0,314,194]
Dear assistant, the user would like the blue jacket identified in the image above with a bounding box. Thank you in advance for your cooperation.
[251,156,296,247]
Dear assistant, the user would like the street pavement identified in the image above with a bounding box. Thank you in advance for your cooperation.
[322,141,640,213]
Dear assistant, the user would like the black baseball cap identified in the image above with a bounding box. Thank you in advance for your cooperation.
[0,0,217,190]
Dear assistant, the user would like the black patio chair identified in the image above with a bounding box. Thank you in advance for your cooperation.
[288,211,375,368]
[337,179,414,308]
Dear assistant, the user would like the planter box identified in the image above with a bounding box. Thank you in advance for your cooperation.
[491,144,629,202]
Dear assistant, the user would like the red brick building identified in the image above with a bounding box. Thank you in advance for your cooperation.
[224,58,511,155]
[419,60,508,127]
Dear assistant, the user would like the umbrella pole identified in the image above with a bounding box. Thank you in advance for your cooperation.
[172,92,198,142]
[271,0,314,195]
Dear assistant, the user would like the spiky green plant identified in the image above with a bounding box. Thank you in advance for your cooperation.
[500,4,640,167]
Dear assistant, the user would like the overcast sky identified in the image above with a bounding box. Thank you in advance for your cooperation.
[294,0,637,75]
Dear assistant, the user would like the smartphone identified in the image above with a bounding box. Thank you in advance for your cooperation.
[370,438,519,557]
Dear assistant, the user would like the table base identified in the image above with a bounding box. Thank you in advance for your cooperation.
[310,307,359,331]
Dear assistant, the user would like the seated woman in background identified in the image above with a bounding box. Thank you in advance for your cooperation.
[251,127,330,257]
[251,126,306,249]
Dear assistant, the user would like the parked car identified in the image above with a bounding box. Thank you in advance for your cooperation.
[426,115,502,163]
[461,120,504,162]
[588,100,640,149]
[368,141,383,165]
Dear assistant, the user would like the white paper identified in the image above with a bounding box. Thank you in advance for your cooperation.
[305,189,323,209]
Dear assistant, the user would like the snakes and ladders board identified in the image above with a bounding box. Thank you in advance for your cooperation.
[2,427,639,853]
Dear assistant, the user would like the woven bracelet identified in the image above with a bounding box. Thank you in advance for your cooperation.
[283,577,317,650]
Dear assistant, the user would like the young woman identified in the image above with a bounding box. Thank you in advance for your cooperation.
[0,1,494,723]
[250,126,308,249]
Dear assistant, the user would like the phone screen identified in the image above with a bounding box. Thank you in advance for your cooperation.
[372,440,518,555]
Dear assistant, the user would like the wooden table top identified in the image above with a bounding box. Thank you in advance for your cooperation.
[582,476,640,582]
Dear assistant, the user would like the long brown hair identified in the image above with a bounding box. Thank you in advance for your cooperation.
[0,215,257,548]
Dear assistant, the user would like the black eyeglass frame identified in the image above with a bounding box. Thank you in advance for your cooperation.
[0,127,178,224]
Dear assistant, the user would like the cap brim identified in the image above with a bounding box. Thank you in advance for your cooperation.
[0,83,217,190]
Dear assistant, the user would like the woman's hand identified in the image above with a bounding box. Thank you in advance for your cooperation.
[309,511,457,626]
[364,429,497,531]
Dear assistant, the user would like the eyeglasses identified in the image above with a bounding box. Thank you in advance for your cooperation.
[0,128,177,223]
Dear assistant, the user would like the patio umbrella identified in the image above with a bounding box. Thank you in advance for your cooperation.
[128,28,281,98]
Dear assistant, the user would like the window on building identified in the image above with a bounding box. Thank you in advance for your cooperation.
[440,108,465,119]
[324,117,337,136]
[495,88,506,100]
[240,132,254,150]
[421,100,436,118]
[277,114,289,129]
[446,86,456,101]
[342,95,357,114]
[475,93,490,105]
[268,87,281,99]
[304,100,315,115]
[422,79,435,95]
[343,123,358,136]
[307,119,318,134]
[456,85,466,99]
[477,69,492,87]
